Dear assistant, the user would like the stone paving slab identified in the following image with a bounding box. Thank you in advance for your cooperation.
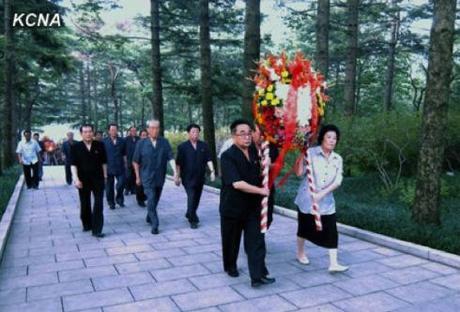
[0,166,459,311]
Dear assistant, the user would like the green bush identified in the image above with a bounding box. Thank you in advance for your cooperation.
[271,171,460,255]
[325,111,460,177]
[0,166,21,221]
[165,131,188,155]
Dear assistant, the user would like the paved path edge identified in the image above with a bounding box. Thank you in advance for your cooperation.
[0,174,24,263]
[198,180,460,269]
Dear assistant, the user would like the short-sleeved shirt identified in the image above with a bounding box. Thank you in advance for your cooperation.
[71,140,107,181]
[294,146,343,215]
[132,137,174,187]
[219,144,262,218]
[103,137,126,176]
[16,139,41,165]
[176,140,212,188]
[125,136,140,164]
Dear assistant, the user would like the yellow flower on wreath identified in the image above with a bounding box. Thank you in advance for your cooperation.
[266,93,274,100]
[267,85,274,92]
[271,98,280,106]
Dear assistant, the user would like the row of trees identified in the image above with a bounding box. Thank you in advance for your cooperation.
[1,0,458,225]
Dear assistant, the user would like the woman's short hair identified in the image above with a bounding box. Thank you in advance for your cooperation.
[317,124,341,145]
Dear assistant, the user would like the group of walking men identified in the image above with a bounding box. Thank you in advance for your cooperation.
[25,118,277,287]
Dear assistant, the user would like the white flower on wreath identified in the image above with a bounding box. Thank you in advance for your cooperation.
[267,67,280,82]
[275,82,289,102]
[297,84,312,127]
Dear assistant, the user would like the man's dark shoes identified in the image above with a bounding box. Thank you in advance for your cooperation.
[251,276,276,288]
[138,201,146,207]
[117,202,125,208]
[82,227,92,232]
[92,233,105,238]
[190,222,198,229]
[226,269,239,278]
[124,190,129,196]
[151,228,159,235]
[109,204,115,210]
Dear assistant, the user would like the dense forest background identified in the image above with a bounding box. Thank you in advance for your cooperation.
[0,0,459,245]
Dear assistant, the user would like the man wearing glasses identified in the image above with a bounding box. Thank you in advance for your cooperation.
[219,119,276,288]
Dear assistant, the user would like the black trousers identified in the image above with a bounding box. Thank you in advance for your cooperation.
[23,163,39,188]
[136,184,147,204]
[65,163,72,185]
[78,179,104,234]
[221,212,268,280]
[106,173,125,206]
[126,165,138,194]
[185,184,204,223]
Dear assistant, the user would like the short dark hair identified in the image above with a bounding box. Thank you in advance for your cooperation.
[186,123,201,132]
[128,126,136,131]
[317,124,341,145]
[23,130,31,135]
[79,124,94,133]
[230,119,252,134]
[33,132,40,137]
[140,129,148,135]
[107,123,118,131]
[95,130,103,136]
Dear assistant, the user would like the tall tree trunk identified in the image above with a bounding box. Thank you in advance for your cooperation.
[383,0,400,112]
[315,0,330,78]
[79,62,87,124]
[141,96,145,128]
[93,68,98,130]
[412,0,457,224]
[109,64,120,125]
[24,80,39,131]
[86,62,92,124]
[343,0,359,116]
[119,94,123,132]
[355,60,361,113]
[150,0,164,134]
[3,0,15,167]
[104,80,109,129]
[200,0,218,169]
[242,0,260,120]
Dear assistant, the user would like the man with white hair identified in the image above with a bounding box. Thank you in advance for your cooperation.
[133,120,178,234]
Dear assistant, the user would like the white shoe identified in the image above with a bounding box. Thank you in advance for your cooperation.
[296,256,310,265]
[328,264,349,273]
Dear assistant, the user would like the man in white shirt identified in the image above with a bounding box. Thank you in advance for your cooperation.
[16,130,42,189]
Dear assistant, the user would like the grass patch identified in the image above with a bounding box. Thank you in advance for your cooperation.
[204,169,460,255]
[0,166,21,221]
[276,172,460,255]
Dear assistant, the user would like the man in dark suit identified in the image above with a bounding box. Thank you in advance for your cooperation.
[71,124,107,238]
[132,119,178,235]
[62,131,78,185]
[176,124,215,229]
[103,123,127,210]
[33,133,44,181]
[124,126,140,198]
[219,119,275,288]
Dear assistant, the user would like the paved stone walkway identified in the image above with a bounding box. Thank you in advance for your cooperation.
[0,167,459,311]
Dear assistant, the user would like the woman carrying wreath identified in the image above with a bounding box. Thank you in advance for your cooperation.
[294,124,349,273]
